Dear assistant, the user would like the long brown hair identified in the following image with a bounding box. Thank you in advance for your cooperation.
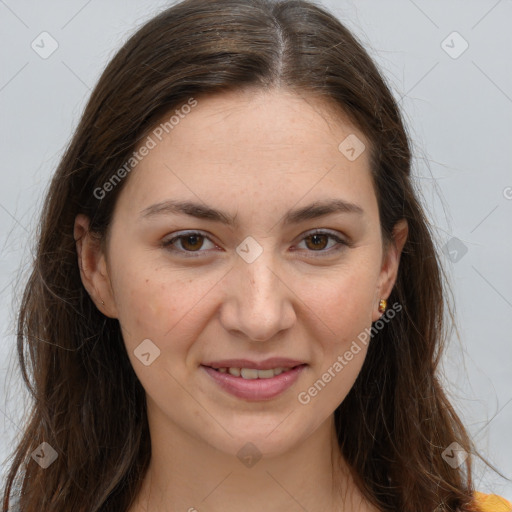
[1,0,494,510]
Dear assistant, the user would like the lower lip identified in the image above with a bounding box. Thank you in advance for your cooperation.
[201,365,307,401]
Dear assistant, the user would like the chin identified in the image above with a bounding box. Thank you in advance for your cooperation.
[198,425,298,460]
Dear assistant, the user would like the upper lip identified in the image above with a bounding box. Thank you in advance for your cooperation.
[202,358,306,370]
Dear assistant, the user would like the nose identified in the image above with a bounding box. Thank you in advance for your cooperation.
[219,247,296,342]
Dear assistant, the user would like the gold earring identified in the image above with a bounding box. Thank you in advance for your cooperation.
[378,299,387,313]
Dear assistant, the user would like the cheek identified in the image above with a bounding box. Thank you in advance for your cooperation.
[294,263,378,340]
[112,268,204,395]
[293,269,376,416]
[110,254,216,353]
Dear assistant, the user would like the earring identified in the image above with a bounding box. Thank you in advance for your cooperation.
[101,300,105,305]
[378,299,387,313]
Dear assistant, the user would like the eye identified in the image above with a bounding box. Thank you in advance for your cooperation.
[294,230,349,256]
[162,231,217,256]
[162,229,350,258]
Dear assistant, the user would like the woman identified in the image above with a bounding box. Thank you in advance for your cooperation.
[2,0,510,510]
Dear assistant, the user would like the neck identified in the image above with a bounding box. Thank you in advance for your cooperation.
[131,409,371,512]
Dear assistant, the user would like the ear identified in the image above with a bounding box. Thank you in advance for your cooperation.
[74,214,118,318]
[372,219,408,322]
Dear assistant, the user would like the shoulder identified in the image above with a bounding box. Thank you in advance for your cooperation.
[469,491,512,511]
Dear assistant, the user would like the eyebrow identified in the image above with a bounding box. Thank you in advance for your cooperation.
[139,198,364,227]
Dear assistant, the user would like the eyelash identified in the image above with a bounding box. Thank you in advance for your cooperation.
[161,230,350,258]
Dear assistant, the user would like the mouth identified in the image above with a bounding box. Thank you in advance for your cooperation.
[205,365,302,379]
[200,362,307,401]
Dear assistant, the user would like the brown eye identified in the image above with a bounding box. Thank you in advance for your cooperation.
[304,234,330,251]
[296,230,348,256]
[163,231,216,255]
[179,234,205,251]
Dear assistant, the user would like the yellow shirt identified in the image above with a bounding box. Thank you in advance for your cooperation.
[472,491,512,511]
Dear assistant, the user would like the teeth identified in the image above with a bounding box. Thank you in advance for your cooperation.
[253,369,274,379]
[240,368,259,379]
[228,367,241,377]
[217,367,292,379]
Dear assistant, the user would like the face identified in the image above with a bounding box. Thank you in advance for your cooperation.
[77,88,406,458]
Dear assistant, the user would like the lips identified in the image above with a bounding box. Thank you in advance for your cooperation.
[201,357,305,371]
[215,367,294,379]
[200,358,307,401]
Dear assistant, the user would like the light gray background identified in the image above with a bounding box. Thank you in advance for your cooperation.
[1,0,511,502]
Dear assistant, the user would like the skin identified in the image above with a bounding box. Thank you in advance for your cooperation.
[75,88,408,512]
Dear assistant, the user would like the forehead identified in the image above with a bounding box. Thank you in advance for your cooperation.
[149,88,366,161]
[117,88,376,218]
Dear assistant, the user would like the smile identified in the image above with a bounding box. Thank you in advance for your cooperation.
[213,366,295,378]
[201,364,307,401]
